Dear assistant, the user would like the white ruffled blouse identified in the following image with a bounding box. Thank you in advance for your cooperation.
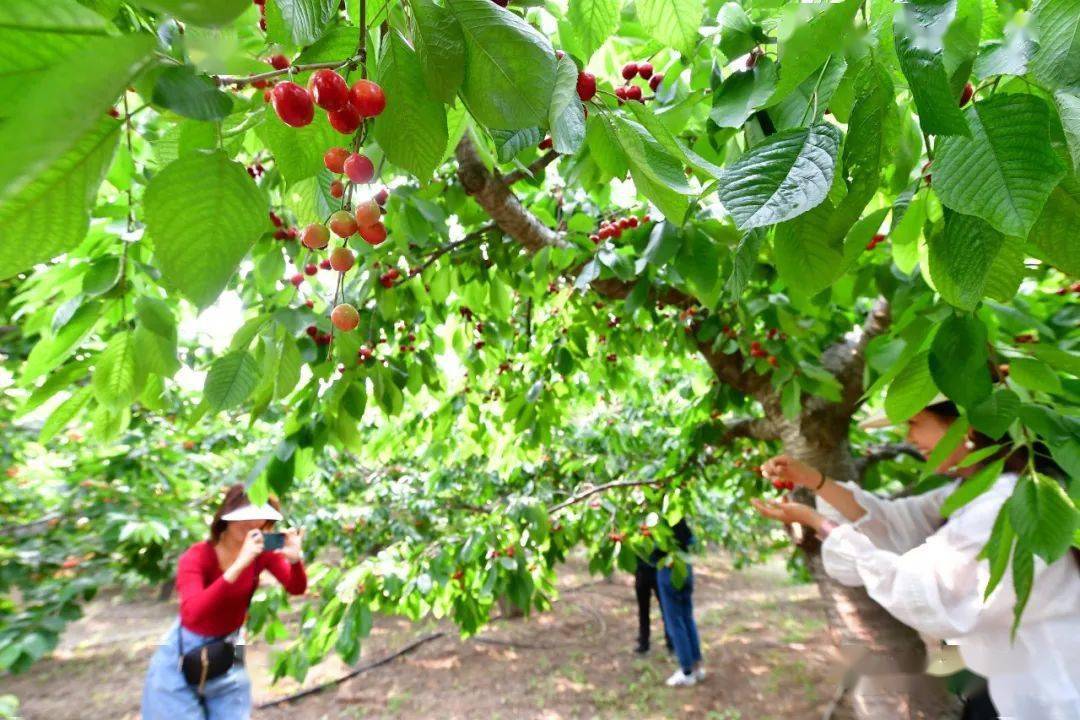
[817,473,1080,719]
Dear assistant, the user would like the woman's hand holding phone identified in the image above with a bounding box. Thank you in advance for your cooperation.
[223,529,264,582]
[279,528,304,564]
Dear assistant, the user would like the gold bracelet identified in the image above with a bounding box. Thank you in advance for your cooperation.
[814,471,827,491]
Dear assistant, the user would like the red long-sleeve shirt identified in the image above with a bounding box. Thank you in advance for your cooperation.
[176,540,307,636]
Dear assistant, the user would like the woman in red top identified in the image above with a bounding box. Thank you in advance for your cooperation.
[141,484,307,719]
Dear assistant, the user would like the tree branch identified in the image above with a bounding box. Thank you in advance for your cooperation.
[854,443,923,480]
[810,297,892,415]
[214,57,359,87]
[714,417,783,444]
[503,151,559,185]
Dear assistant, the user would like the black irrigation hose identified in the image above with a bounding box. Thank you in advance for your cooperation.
[256,631,446,710]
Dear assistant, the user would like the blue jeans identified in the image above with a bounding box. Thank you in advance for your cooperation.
[657,565,702,674]
[141,620,251,720]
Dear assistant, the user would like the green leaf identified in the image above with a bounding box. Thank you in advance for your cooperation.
[409,0,466,103]
[771,0,860,103]
[941,458,1004,517]
[709,58,777,129]
[265,0,336,47]
[38,386,94,444]
[1054,91,1080,173]
[374,31,448,181]
[134,297,181,378]
[672,230,720,306]
[491,127,542,162]
[781,380,801,420]
[606,114,693,221]
[979,506,1014,600]
[717,123,841,231]
[92,331,140,408]
[137,0,249,26]
[624,101,723,178]
[769,54,847,131]
[969,388,1020,439]
[928,210,1016,311]
[566,0,621,60]
[586,113,627,178]
[635,0,703,56]
[973,28,1037,80]
[151,65,234,121]
[1030,0,1080,90]
[446,0,556,130]
[21,302,101,384]
[0,0,109,110]
[716,2,768,60]
[0,33,153,279]
[933,95,1065,237]
[1008,357,1063,395]
[1009,473,1079,562]
[549,56,585,155]
[894,3,970,136]
[145,151,267,308]
[1010,542,1033,638]
[1028,170,1080,276]
[204,350,261,411]
[276,334,302,399]
[885,351,939,424]
[929,314,991,409]
[255,107,341,185]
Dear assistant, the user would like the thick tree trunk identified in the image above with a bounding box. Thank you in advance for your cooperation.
[784,412,962,720]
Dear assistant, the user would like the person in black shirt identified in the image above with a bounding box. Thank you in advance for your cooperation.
[634,557,674,654]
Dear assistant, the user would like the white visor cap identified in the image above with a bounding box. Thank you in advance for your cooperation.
[221,503,283,522]
[857,392,950,430]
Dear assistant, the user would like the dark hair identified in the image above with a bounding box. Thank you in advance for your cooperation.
[924,400,1064,479]
[208,483,281,544]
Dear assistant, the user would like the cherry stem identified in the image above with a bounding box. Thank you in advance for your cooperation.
[214,56,360,87]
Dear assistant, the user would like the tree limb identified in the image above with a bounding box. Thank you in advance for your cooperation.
[503,151,559,185]
[811,297,892,415]
[715,417,783,444]
[854,443,924,480]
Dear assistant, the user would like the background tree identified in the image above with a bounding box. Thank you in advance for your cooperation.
[1,0,1078,717]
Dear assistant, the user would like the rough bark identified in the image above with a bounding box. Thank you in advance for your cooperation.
[452,137,961,720]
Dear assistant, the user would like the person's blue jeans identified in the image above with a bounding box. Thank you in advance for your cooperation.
[141,620,251,720]
[657,565,702,675]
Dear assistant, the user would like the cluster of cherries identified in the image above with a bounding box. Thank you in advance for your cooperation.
[615,61,663,103]
[304,324,334,347]
[269,211,299,241]
[866,233,888,251]
[265,54,386,134]
[723,326,784,368]
[589,213,651,244]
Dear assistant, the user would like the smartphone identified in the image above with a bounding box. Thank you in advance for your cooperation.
[262,531,286,551]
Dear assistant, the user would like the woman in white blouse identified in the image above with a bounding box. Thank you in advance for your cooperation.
[751,399,1080,720]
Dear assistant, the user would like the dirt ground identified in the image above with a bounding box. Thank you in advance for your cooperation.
[1,552,841,719]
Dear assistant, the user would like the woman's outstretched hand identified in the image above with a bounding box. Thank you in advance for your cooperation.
[761,454,822,490]
[279,528,304,564]
[750,498,825,533]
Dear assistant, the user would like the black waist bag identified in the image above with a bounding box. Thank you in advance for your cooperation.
[177,628,241,694]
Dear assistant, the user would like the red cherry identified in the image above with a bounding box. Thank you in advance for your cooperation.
[767,355,778,367]
[329,248,354,272]
[319,259,332,270]
[359,221,388,246]
[304,263,318,276]
[626,85,642,101]
[269,211,283,227]
[331,303,360,331]
[642,214,651,223]
[618,217,631,230]
[649,73,663,92]
[305,299,314,309]
[771,478,784,491]
[344,153,375,184]
[328,103,362,134]
[306,326,318,338]
[259,17,266,30]
[349,79,386,118]
[374,187,390,205]
[308,69,350,111]
[491,0,508,6]
[577,72,597,102]
[301,223,330,249]
[263,89,271,103]
[637,62,653,80]
[268,54,290,70]
[589,234,600,244]
[289,273,304,287]
[628,216,639,228]
[614,86,627,101]
[271,82,314,127]
[354,200,381,228]
[330,180,344,198]
[555,49,565,59]
[621,63,638,80]
[329,210,358,237]
[324,147,350,174]
[538,137,553,150]
[959,82,974,107]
